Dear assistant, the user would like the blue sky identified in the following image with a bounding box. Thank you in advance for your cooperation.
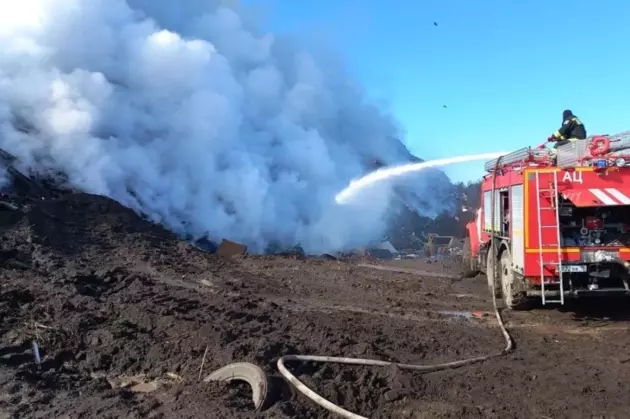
[245,0,630,183]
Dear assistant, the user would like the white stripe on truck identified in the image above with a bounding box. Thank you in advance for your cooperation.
[605,188,630,204]
[589,188,618,205]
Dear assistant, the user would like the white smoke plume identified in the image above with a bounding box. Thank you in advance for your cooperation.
[0,0,455,253]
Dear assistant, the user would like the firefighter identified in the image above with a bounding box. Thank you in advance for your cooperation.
[548,109,587,148]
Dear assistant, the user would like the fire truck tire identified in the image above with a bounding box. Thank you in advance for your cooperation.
[499,248,531,310]
[461,236,479,278]
[486,246,501,298]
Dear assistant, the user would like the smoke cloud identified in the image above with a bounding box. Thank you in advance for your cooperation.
[0,0,455,253]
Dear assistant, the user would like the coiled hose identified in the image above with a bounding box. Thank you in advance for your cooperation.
[276,158,511,419]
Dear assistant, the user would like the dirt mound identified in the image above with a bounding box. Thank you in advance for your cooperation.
[2,189,630,418]
[3,191,453,418]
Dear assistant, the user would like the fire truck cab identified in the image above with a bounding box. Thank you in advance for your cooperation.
[464,131,630,309]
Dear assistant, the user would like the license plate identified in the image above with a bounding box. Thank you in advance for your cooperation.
[560,265,587,273]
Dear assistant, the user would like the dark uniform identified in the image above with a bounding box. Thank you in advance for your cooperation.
[550,110,587,148]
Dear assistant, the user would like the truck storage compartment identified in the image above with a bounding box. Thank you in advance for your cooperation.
[558,198,630,247]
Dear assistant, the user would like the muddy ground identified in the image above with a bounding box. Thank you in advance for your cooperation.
[1,192,630,419]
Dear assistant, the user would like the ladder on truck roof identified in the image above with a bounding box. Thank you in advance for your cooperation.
[484,130,630,172]
[534,170,564,305]
[484,147,552,172]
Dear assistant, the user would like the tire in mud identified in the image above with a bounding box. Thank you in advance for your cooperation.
[486,246,501,298]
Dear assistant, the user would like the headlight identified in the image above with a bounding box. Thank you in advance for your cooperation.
[616,158,626,167]
[581,250,617,263]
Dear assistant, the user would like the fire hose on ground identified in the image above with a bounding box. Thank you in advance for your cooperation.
[206,156,512,418]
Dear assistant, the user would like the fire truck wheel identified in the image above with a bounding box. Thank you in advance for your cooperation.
[499,248,531,310]
[485,247,501,298]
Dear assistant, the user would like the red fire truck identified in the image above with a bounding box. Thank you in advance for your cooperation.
[464,131,630,309]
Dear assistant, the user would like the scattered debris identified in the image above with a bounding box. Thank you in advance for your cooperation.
[204,362,269,411]
[216,239,248,257]
[275,245,306,258]
[438,311,474,320]
[423,234,464,258]
[107,374,150,390]
[264,242,306,258]
[366,248,396,260]
[472,311,490,319]
[106,373,181,394]
[0,201,19,211]
[192,236,218,253]
[166,372,183,382]
[31,340,41,366]
[129,381,160,393]
[437,310,492,321]
[198,344,209,380]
